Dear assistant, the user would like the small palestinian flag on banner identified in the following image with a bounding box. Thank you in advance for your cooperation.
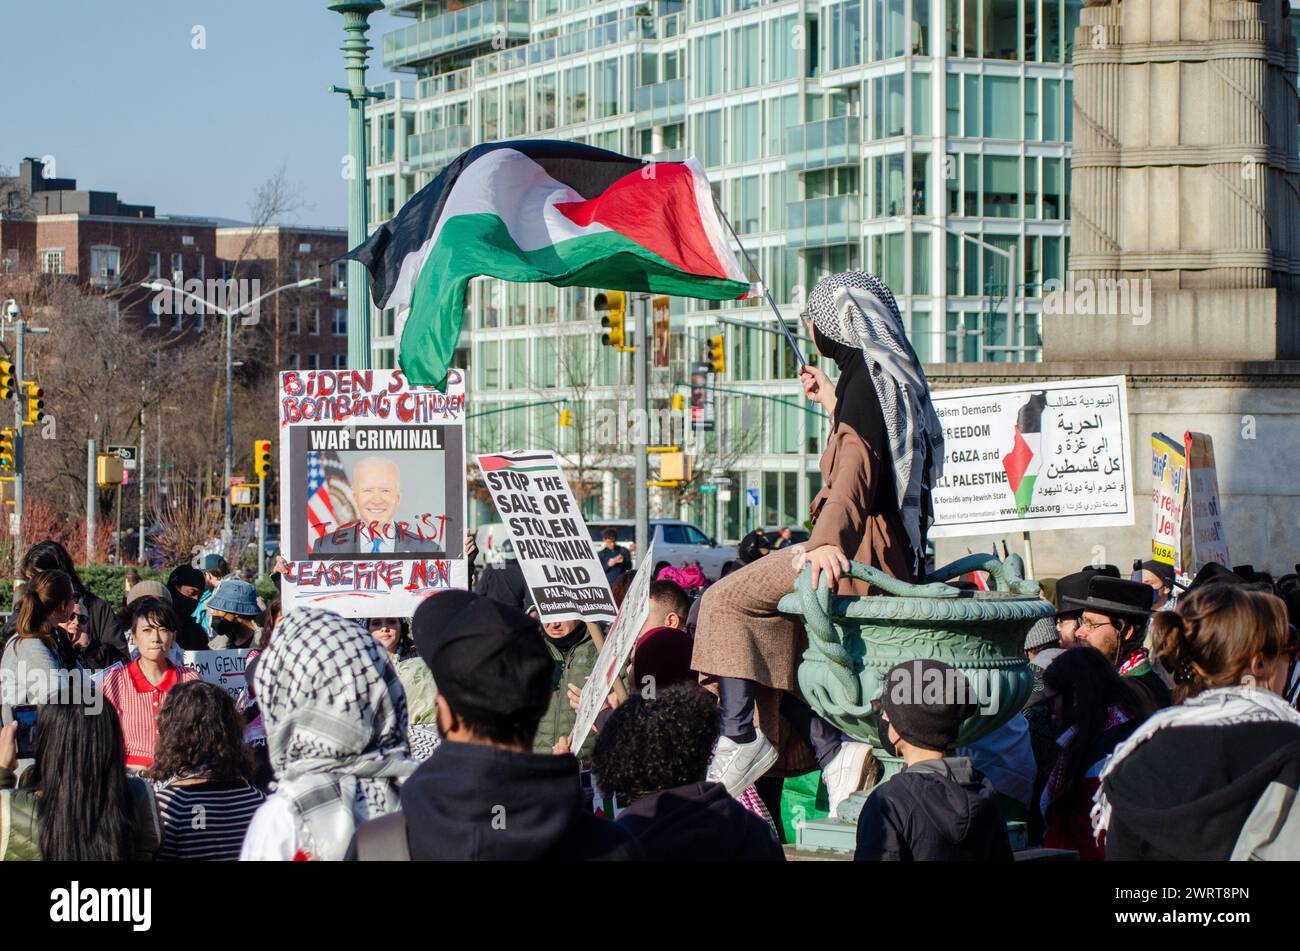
[1002,392,1047,517]
[343,141,752,389]
[477,451,555,474]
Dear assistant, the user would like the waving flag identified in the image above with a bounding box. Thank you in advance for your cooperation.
[342,140,751,389]
[1002,392,1047,517]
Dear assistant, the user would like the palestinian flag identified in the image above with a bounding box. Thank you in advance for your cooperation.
[343,141,752,389]
[1002,392,1047,517]
[477,451,556,474]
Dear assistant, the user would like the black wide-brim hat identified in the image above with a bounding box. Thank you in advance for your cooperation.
[1186,562,1246,593]
[1061,576,1154,622]
[1055,565,1120,619]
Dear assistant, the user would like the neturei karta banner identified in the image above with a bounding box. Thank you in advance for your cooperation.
[930,376,1134,538]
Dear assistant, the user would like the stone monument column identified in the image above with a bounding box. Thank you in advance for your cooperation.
[929,0,1300,577]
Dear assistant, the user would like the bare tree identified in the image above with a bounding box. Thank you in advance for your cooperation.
[530,333,630,514]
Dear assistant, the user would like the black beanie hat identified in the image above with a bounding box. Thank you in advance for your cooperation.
[879,659,979,753]
[411,590,553,731]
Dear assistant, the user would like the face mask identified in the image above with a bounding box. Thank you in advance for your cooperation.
[877,715,898,758]
[214,617,247,642]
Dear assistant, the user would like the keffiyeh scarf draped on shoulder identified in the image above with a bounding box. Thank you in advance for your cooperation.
[806,271,945,574]
[252,607,417,860]
[1090,685,1300,838]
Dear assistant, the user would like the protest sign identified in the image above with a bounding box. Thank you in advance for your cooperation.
[1150,432,1190,571]
[569,542,656,751]
[278,368,467,617]
[476,450,617,623]
[1184,431,1230,573]
[182,649,254,701]
[929,376,1134,538]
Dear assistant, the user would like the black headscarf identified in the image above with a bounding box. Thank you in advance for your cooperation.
[813,322,887,455]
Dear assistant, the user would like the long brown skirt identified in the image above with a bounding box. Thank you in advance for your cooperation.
[691,544,819,776]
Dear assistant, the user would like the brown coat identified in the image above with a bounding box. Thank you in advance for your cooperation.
[692,422,915,773]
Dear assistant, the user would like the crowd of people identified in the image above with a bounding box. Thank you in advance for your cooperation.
[2,530,1296,863]
[1,273,1297,863]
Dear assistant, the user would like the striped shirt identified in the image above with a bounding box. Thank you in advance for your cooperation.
[100,660,202,768]
[153,779,266,861]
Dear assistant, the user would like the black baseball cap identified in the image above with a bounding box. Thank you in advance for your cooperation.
[411,590,552,731]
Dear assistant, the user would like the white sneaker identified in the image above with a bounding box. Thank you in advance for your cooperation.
[823,741,873,817]
[707,733,778,796]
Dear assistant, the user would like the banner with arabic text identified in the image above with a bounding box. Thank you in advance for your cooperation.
[929,376,1134,538]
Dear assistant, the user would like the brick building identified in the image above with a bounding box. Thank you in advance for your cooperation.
[0,157,347,372]
[213,225,350,372]
[0,157,217,331]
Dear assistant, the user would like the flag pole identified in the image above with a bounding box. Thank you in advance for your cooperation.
[711,196,807,371]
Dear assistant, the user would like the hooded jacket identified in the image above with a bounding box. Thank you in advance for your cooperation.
[854,757,1014,861]
[472,559,531,613]
[385,740,641,861]
[615,781,784,861]
[1101,720,1300,861]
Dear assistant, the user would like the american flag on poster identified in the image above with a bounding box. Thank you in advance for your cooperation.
[306,451,337,552]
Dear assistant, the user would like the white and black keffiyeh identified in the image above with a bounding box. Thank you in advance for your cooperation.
[252,607,417,860]
[806,271,945,572]
[1090,685,1300,838]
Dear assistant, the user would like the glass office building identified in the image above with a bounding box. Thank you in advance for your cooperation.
[366,0,1082,538]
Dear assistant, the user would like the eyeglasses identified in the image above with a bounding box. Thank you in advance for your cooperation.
[1078,617,1116,633]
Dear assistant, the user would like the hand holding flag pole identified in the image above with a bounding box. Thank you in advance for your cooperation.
[711,197,807,373]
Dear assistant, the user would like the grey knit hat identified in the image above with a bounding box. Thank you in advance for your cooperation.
[1023,616,1060,652]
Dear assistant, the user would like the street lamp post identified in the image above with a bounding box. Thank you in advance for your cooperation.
[141,279,319,543]
[328,0,384,371]
[934,225,1018,360]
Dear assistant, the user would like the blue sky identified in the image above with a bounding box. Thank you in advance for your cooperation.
[6,0,406,227]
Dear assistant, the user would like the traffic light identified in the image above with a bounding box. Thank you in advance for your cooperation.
[558,408,574,428]
[0,360,13,400]
[594,290,626,349]
[254,439,272,480]
[708,334,726,374]
[0,429,13,470]
[23,382,43,426]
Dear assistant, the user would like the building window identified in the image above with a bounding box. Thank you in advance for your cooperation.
[148,296,162,328]
[171,252,183,280]
[290,353,301,370]
[196,254,205,280]
[310,308,320,335]
[90,246,121,282]
[148,252,161,280]
[172,310,183,333]
[332,308,346,336]
[289,306,301,334]
[331,353,346,370]
[40,249,64,274]
[307,353,320,371]
[332,261,347,290]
